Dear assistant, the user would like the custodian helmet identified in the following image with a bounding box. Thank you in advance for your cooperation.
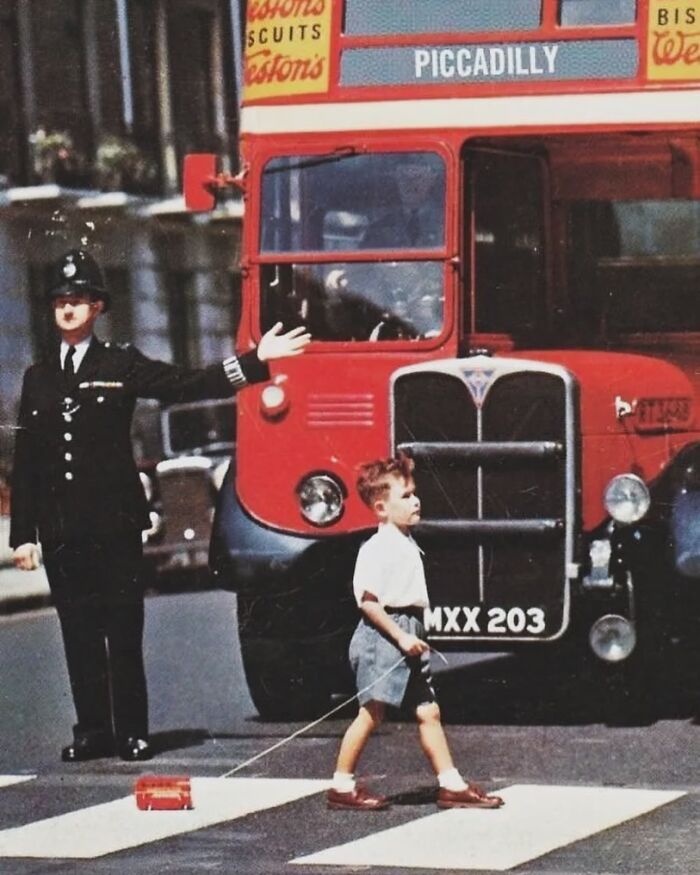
[46,250,110,312]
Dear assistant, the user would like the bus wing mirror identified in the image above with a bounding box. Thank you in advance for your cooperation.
[184,154,249,211]
[184,153,217,211]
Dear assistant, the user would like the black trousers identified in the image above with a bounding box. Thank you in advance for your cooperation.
[43,532,147,742]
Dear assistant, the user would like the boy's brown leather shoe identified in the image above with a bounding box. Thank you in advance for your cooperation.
[327,786,390,810]
[437,784,504,809]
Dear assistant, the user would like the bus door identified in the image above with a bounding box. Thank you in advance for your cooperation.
[463,146,549,349]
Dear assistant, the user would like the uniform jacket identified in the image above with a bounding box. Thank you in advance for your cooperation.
[10,338,268,549]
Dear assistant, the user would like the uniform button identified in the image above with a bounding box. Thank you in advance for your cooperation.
[64,397,73,405]
[64,432,72,441]
[32,410,38,416]
[65,472,74,481]
[64,452,72,461]
[97,396,105,403]
[63,414,72,423]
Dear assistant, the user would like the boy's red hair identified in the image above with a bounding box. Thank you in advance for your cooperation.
[356,452,415,508]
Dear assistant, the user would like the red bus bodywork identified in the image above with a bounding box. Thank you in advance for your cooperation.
[192,0,700,719]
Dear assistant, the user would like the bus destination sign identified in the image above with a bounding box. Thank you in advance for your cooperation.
[341,40,639,88]
[647,0,700,80]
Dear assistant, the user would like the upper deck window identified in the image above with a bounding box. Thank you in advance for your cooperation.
[344,0,541,36]
[260,151,446,254]
[559,0,636,26]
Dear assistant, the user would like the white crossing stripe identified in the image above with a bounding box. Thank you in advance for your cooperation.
[0,777,329,859]
[0,776,36,789]
[292,784,686,871]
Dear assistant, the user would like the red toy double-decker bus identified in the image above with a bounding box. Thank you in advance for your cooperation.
[187,0,700,720]
[134,776,193,811]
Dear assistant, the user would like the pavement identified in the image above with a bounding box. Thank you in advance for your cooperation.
[0,516,51,614]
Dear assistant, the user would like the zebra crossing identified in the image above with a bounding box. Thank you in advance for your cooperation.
[0,775,687,868]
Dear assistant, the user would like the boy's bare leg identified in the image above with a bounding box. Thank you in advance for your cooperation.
[328,700,389,809]
[335,700,385,775]
[416,701,504,808]
[415,702,456,775]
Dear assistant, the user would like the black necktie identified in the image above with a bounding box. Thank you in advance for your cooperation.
[64,346,76,382]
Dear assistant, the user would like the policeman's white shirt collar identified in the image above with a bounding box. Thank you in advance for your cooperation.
[60,336,92,372]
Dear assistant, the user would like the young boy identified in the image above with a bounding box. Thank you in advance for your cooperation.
[327,453,504,811]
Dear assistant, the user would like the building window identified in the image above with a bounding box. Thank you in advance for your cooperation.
[100,268,133,342]
[560,0,636,26]
[0,7,24,186]
[92,0,125,137]
[128,0,159,149]
[167,270,199,367]
[167,0,230,175]
[28,0,90,184]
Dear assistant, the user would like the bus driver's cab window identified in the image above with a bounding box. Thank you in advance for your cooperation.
[259,152,446,341]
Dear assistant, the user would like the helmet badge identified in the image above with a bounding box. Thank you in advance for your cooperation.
[62,261,77,279]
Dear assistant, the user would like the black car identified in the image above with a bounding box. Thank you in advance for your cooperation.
[140,397,235,588]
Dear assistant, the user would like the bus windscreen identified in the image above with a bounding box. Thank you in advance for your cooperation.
[260,151,446,253]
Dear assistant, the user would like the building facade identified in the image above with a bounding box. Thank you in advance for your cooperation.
[0,0,246,483]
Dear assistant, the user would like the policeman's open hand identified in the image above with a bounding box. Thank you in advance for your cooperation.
[397,631,429,657]
[257,322,311,362]
[13,543,41,571]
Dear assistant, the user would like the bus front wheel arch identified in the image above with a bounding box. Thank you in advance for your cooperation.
[236,592,354,721]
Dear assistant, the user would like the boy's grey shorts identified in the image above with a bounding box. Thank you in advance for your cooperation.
[349,611,436,709]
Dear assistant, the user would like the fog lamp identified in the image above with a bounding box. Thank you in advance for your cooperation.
[297,473,345,527]
[603,474,650,524]
[589,614,636,662]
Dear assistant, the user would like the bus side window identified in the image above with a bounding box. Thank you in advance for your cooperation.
[559,0,635,26]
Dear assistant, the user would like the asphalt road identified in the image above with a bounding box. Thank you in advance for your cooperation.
[0,590,697,874]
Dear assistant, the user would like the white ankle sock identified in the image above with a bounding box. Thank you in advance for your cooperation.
[438,768,468,792]
[332,771,356,793]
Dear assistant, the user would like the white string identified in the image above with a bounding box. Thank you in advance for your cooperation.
[218,655,406,779]
[218,644,449,780]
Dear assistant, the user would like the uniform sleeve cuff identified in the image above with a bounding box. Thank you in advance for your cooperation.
[222,354,249,389]
[223,350,271,388]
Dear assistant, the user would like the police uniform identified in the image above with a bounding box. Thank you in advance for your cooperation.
[10,250,269,761]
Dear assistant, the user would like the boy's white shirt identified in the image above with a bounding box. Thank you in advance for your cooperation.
[352,522,429,609]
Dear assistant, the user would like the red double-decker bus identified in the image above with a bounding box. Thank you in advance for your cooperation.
[188,0,700,719]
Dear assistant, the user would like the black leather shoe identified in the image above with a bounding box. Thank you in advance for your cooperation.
[61,734,115,762]
[118,737,153,761]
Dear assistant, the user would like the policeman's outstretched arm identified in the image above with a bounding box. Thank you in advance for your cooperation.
[257,322,311,362]
[13,543,40,571]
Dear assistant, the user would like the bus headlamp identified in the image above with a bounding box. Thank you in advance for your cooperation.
[297,473,345,527]
[603,474,650,524]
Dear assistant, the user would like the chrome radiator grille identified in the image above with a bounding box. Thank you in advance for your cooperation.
[391,359,576,640]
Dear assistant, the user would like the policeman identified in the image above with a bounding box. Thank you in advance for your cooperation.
[10,249,309,762]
